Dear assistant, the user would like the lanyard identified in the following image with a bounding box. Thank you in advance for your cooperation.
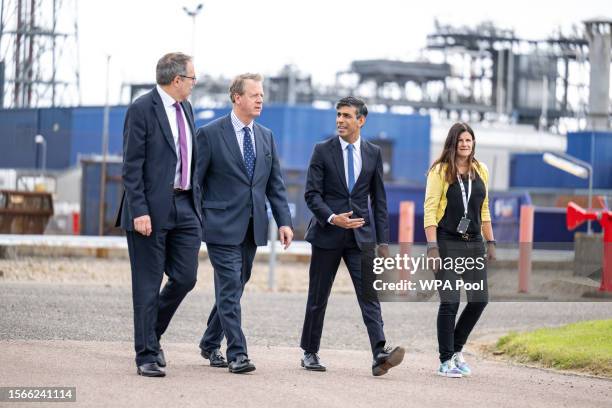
[457,173,472,217]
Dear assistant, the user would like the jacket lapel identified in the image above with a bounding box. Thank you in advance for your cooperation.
[252,124,265,184]
[331,137,349,194]
[181,101,197,180]
[181,100,197,141]
[220,115,250,181]
[353,139,369,188]
[152,88,177,156]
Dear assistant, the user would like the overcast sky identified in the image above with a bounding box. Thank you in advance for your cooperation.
[77,0,611,105]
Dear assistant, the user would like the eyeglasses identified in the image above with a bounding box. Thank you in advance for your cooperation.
[179,74,197,82]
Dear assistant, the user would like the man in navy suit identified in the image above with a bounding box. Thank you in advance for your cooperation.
[300,96,405,376]
[196,73,293,374]
[116,52,201,377]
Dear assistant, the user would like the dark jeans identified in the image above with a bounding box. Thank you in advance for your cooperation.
[127,192,201,366]
[436,231,488,363]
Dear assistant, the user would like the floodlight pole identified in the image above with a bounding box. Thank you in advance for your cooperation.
[183,4,203,57]
[99,55,111,236]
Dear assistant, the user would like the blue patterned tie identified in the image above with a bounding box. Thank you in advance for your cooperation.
[347,144,355,191]
[243,126,255,180]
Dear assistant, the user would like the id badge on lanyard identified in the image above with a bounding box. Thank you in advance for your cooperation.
[456,173,472,237]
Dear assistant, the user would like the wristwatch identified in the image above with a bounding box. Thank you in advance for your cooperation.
[486,240,497,246]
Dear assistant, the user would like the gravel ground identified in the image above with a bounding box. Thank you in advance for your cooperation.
[3,341,611,408]
[1,282,611,352]
[1,281,612,408]
[0,256,358,294]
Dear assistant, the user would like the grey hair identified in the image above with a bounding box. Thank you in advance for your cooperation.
[229,73,263,103]
[156,52,192,85]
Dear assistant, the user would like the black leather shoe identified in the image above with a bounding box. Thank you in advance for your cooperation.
[372,346,405,376]
[201,348,228,368]
[228,355,256,374]
[301,352,326,371]
[157,349,166,367]
[137,362,166,377]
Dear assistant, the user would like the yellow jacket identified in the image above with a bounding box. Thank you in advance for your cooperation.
[424,162,492,229]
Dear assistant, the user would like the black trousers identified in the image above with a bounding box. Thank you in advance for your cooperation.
[300,230,386,358]
[436,232,488,363]
[126,192,202,366]
[199,220,257,362]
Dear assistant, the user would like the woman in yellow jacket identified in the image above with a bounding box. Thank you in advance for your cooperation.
[424,122,496,378]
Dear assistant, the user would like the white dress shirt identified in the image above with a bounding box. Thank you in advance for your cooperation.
[231,110,256,159]
[328,136,362,224]
[339,136,362,187]
[156,85,193,189]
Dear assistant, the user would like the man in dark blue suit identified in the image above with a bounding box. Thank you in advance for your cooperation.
[300,96,405,376]
[116,52,202,377]
[196,73,293,374]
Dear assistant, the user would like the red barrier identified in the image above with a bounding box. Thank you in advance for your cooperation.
[72,212,80,235]
[567,202,612,292]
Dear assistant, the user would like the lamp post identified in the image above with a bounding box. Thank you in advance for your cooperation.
[182,3,203,57]
[99,55,111,236]
[543,151,594,234]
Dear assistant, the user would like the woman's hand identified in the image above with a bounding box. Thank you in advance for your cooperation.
[486,241,497,261]
[427,246,441,273]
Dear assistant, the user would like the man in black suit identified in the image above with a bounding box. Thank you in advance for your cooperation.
[196,73,293,373]
[300,96,405,376]
[116,52,202,377]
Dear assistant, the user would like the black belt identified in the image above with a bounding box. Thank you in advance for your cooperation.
[459,233,480,241]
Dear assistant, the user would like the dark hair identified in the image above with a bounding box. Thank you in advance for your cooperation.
[336,96,368,118]
[156,52,192,85]
[429,122,479,184]
[229,73,264,103]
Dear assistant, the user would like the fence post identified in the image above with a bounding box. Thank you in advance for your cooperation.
[398,201,415,256]
[518,205,534,293]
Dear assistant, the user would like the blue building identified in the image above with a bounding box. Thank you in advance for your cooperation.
[0,105,431,186]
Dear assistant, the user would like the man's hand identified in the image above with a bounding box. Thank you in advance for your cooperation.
[134,215,152,236]
[376,244,390,259]
[331,211,365,229]
[279,226,293,249]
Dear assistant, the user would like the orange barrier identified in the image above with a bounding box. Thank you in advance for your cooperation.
[518,205,534,293]
[398,201,414,256]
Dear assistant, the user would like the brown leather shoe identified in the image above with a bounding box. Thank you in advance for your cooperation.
[372,346,405,376]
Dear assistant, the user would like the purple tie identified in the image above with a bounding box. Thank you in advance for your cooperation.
[173,102,189,189]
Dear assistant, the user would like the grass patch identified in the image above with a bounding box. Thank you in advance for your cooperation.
[495,320,612,377]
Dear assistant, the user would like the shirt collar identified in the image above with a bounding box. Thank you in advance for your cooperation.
[338,135,361,151]
[156,84,178,107]
[231,110,254,133]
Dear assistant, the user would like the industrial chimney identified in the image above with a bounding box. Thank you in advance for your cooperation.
[584,17,612,130]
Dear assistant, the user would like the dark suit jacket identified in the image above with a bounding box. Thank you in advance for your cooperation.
[304,137,389,249]
[196,114,292,246]
[115,88,202,231]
